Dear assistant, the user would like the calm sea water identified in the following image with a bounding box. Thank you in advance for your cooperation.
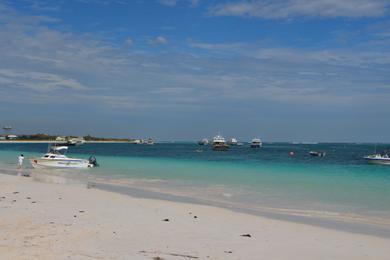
[1,142,390,222]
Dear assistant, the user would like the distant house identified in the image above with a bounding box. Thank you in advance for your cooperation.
[0,136,6,140]
[7,135,18,140]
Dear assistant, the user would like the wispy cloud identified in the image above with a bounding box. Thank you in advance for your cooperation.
[124,37,133,46]
[149,36,168,45]
[74,0,128,5]
[158,0,200,7]
[208,0,390,19]
[0,2,389,115]
[0,69,88,92]
[158,0,178,6]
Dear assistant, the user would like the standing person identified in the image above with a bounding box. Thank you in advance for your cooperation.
[18,154,24,169]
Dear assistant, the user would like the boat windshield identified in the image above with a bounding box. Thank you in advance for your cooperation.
[48,144,68,155]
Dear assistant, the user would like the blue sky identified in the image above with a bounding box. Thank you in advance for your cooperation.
[0,0,390,142]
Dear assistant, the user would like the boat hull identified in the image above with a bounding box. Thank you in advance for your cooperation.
[310,151,326,157]
[364,157,390,165]
[30,158,93,168]
[212,144,230,151]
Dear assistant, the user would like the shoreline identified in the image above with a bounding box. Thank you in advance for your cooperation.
[1,172,390,259]
[92,181,390,239]
[0,140,130,143]
[1,165,390,238]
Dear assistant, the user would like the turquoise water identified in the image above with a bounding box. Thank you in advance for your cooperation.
[1,142,390,221]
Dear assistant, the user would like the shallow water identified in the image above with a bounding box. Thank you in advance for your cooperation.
[1,142,390,225]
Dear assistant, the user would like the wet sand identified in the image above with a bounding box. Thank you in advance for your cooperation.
[0,172,389,259]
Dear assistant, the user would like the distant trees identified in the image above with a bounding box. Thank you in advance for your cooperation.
[11,133,130,142]
[17,134,57,140]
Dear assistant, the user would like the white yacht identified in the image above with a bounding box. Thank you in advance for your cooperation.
[212,134,229,151]
[129,139,144,144]
[67,137,85,146]
[30,146,98,168]
[198,138,209,145]
[250,138,262,148]
[229,138,238,145]
[146,138,155,145]
[364,153,390,165]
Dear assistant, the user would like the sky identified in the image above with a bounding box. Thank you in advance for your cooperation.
[0,0,389,142]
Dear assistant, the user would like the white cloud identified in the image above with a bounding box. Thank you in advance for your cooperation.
[0,69,88,92]
[150,36,168,45]
[158,0,178,6]
[0,1,389,114]
[190,40,390,67]
[124,37,133,46]
[208,0,390,19]
[190,0,199,7]
[158,0,200,7]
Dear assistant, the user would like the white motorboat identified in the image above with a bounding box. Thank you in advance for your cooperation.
[129,139,144,144]
[364,153,390,165]
[30,146,98,168]
[229,138,238,145]
[198,138,209,145]
[67,137,85,146]
[309,151,326,157]
[250,138,262,148]
[146,138,155,145]
[212,134,229,151]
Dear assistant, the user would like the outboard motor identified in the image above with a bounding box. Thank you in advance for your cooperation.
[88,156,99,167]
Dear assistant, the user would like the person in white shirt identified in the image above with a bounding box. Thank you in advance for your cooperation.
[18,154,24,169]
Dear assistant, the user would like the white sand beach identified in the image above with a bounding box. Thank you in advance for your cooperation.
[1,172,389,260]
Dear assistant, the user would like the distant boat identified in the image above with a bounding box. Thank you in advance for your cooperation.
[212,134,229,151]
[228,138,238,145]
[3,126,12,131]
[146,138,155,145]
[129,139,144,144]
[67,137,85,146]
[250,138,262,148]
[309,151,326,157]
[30,145,98,168]
[364,153,390,165]
[198,138,209,145]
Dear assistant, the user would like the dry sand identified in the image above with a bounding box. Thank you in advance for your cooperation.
[0,173,389,260]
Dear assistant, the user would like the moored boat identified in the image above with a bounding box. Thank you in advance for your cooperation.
[309,151,326,157]
[129,139,144,144]
[250,138,262,148]
[146,138,155,145]
[212,134,229,151]
[198,138,209,145]
[364,153,390,165]
[67,137,85,146]
[228,138,238,146]
[30,145,98,168]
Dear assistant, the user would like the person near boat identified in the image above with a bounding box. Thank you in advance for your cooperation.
[17,154,24,169]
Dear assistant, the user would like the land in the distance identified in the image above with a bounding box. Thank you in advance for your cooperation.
[0,133,132,142]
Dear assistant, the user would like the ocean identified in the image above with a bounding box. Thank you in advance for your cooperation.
[1,142,390,230]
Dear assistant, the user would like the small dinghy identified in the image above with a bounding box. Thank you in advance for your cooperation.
[309,151,326,157]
